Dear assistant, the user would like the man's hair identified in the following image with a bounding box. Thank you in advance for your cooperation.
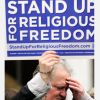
[49,59,71,81]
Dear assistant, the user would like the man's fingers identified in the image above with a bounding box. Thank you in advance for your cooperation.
[66,80,79,88]
[39,54,60,65]
[45,60,60,67]
[42,51,57,56]
[69,85,81,93]
[40,58,60,67]
[43,57,60,63]
[40,54,60,61]
[66,78,80,85]
[66,79,84,95]
[39,51,60,72]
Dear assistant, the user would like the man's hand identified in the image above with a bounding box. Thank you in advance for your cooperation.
[39,51,60,82]
[39,51,60,73]
[66,78,85,100]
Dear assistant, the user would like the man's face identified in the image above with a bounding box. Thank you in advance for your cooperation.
[45,68,70,100]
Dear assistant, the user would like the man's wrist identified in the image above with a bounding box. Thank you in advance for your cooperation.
[39,65,54,74]
[27,73,51,96]
[80,91,94,100]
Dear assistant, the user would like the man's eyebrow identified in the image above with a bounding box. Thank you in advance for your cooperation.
[56,85,65,87]
[57,82,69,86]
[54,84,67,87]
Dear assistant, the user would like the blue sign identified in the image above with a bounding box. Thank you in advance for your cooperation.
[5,0,94,57]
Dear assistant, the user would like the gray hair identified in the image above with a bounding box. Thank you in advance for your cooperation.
[49,59,72,81]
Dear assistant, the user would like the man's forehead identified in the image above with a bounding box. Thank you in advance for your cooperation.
[51,71,69,85]
[54,69,69,79]
[52,80,67,86]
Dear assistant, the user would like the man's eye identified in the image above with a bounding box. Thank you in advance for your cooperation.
[56,86,65,90]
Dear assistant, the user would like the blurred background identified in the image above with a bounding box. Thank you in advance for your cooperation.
[5,60,38,91]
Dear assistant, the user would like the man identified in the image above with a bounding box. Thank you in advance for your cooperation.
[12,51,94,100]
